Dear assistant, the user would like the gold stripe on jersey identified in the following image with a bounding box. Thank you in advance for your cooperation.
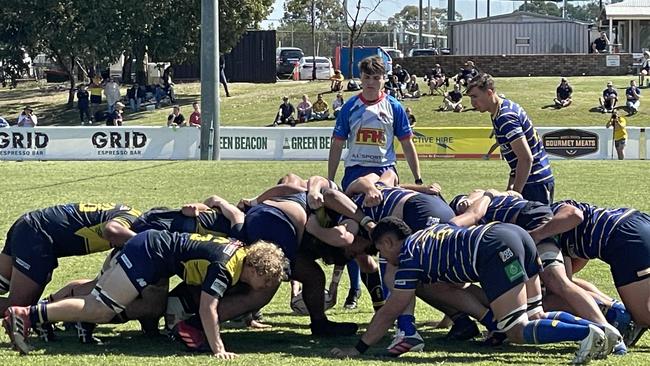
[75,224,111,253]
[78,203,118,212]
[224,247,246,285]
[183,259,211,286]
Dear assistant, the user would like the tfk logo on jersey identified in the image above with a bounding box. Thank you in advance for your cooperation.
[355,128,386,145]
[498,248,514,263]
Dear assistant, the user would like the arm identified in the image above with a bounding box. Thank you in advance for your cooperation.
[199,291,237,359]
[344,175,382,208]
[306,175,333,209]
[208,200,245,227]
[327,138,345,181]
[450,194,491,227]
[322,189,372,231]
[399,137,422,182]
[182,202,212,217]
[399,182,441,196]
[529,204,583,244]
[509,136,533,193]
[102,220,137,247]
[238,183,306,210]
[305,214,354,247]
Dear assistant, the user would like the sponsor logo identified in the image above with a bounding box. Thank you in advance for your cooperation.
[0,131,49,156]
[394,280,407,286]
[498,248,514,263]
[120,254,133,269]
[136,278,148,287]
[355,128,385,145]
[425,216,440,226]
[505,127,523,140]
[223,243,239,256]
[504,261,525,282]
[412,131,455,150]
[211,278,227,294]
[220,136,268,150]
[282,136,333,150]
[542,129,598,159]
[92,131,147,156]
[15,257,31,270]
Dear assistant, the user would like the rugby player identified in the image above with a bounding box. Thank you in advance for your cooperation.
[0,203,141,314]
[4,231,286,359]
[331,216,621,363]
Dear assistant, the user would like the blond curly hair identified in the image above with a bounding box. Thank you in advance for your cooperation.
[245,241,288,283]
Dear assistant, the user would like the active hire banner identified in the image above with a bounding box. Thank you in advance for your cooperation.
[395,127,497,159]
[0,127,200,160]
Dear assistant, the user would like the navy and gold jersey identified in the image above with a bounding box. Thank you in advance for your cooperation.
[481,196,528,225]
[26,203,141,257]
[394,223,496,290]
[132,208,235,238]
[351,183,415,221]
[492,99,553,185]
[144,230,245,298]
[551,200,636,259]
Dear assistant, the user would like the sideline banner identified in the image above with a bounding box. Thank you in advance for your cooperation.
[395,127,497,159]
[0,127,200,160]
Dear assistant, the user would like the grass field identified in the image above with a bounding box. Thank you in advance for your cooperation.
[0,159,649,365]
[0,75,648,128]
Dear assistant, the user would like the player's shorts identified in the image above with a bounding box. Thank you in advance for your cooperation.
[402,193,456,230]
[615,139,626,149]
[475,223,542,303]
[2,215,57,286]
[341,165,397,191]
[521,181,555,205]
[514,201,554,231]
[298,232,349,266]
[116,231,164,293]
[604,212,650,287]
[244,203,299,263]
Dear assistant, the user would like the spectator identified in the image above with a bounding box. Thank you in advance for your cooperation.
[406,106,416,127]
[297,94,313,123]
[640,51,650,87]
[273,96,295,126]
[154,83,167,108]
[625,79,641,115]
[394,64,410,94]
[167,105,186,127]
[127,83,144,112]
[104,78,120,114]
[77,84,92,125]
[404,74,421,98]
[17,106,38,127]
[330,69,344,92]
[162,66,176,103]
[599,81,618,113]
[0,116,9,127]
[89,76,103,117]
[332,92,345,118]
[384,74,401,99]
[106,102,125,126]
[425,63,447,95]
[553,77,573,108]
[220,56,231,97]
[440,83,464,112]
[592,31,610,53]
[312,94,330,120]
[189,102,201,127]
[606,109,627,160]
[456,61,478,87]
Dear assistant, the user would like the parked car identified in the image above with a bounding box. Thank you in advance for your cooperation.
[298,56,334,80]
[408,48,439,57]
[383,47,404,61]
[276,47,304,76]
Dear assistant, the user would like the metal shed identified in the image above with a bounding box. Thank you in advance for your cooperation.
[449,12,590,55]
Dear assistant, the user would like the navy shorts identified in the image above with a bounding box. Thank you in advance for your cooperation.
[515,201,554,231]
[475,223,542,303]
[116,231,164,293]
[522,181,555,205]
[615,139,626,149]
[402,194,456,230]
[2,216,57,286]
[604,212,650,287]
[244,204,299,263]
[341,165,397,191]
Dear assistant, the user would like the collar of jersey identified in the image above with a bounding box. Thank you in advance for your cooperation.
[359,91,386,106]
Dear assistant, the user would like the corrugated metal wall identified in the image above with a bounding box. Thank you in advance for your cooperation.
[452,22,589,55]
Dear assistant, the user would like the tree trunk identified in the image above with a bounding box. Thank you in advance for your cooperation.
[133,45,147,85]
[348,26,355,80]
[122,53,133,84]
[61,56,76,109]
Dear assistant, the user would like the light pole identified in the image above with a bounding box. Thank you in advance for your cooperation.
[200,0,220,160]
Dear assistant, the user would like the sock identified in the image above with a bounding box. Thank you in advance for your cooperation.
[606,301,627,323]
[346,260,360,291]
[378,256,390,297]
[397,314,417,336]
[479,309,498,332]
[360,270,385,311]
[545,311,597,327]
[28,303,49,326]
[523,319,590,344]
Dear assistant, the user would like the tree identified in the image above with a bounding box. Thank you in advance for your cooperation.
[344,0,384,79]
[517,1,562,17]
[388,5,461,35]
[282,0,345,28]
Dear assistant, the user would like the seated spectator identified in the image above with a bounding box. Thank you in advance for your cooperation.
[167,105,186,127]
[425,64,447,95]
[404,74,421,98]
[625,79,641,115]
[332,92,345,118]
[312,94,330,120]
[274,96,295,126]
[0,116,9,128]
[553,77,573,108]
[599,81,618,113]
[127,83,144,112]
[17,106,38,127]
[106,102,125,126]
[189,102,201,127]
[394,64,410,95]
[297,94,313,123]
[154,83,167,108]
[406,107,416,127]
[77,84,92,125]
[384,74,401,99]
[640,51,650,88]
[592,32,610,54]
[440,84,464,112]
[330,69,344,92]
[456,61,478,87]
[606,109,627,160]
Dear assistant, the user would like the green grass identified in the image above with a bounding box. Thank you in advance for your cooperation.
[1,160,649,365]
[1,76,648,128]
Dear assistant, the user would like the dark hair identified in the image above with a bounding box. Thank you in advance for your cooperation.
[370,216,412,248]
[467,73,495,93]
[448,194,467,214]
[359,56,385,76]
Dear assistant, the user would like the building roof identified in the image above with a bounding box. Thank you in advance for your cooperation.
[449,11,591,26]
[606,0,650,20]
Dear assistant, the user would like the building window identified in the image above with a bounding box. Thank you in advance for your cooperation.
[515,37,530,47]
